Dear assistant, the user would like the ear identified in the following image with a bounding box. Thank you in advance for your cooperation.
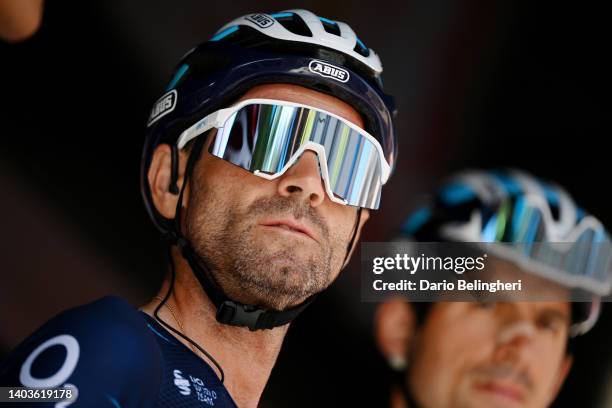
[341,209,370,268]
[147,144,190,219]
[549,353,573,403]
[374,299,416,371]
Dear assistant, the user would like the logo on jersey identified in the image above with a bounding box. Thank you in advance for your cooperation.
[20,334,80,406]
[147,90,177,127]
[172,369,218,405]
[245,14,274,28]
[308,60,350,83]
[173,369,191,396]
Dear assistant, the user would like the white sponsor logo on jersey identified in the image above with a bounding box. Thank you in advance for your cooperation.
[172,369,219,405]
[173,369,191,396]
[20,334,80,407]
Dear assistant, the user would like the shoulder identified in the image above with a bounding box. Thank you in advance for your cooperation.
[13,296,158,364]
[49,295,157,345]
[0,296,161,406]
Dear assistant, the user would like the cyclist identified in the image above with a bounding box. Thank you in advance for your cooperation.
[374,169,610,408]
[0,10,397,407]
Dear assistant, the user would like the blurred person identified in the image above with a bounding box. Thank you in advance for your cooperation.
[0,0,44,42]
[374,169,610,408]
[0,10,397,407]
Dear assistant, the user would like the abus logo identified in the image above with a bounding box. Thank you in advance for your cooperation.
[173,369,191,396]
[245,14,274,28]
[308,60,350,83]
[147,90,177,127]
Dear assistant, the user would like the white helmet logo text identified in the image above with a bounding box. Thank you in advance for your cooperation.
[246,14,274,28]
[148,90,177,127]
[308,60,350,83]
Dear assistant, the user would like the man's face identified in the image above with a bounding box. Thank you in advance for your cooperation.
[408,300,572,408]
[180,84,369,310]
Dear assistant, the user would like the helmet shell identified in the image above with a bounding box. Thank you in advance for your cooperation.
[400,169,610,336]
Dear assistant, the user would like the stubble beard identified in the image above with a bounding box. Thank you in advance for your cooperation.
[186,189,346,310]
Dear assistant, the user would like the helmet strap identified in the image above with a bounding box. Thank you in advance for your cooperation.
[168,143,180,195]
[342,207,362,269]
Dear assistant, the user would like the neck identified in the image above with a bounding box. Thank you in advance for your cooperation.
[390,385,409,408]
[140,246,288,408]
[390,371,420,408]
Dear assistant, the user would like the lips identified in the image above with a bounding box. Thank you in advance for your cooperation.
[260,218,318,242]
[473,381,525,404]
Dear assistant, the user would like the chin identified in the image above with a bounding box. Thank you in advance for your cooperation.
[242,258,328,308]
[223,227,333,308]
[458,389,526,408]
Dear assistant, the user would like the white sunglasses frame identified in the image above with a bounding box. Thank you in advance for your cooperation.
[176,98,391,208]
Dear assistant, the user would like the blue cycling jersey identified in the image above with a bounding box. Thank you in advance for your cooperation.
[0,296,238,407]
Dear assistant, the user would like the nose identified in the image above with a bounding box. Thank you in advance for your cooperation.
[277,150,326,207]
[498,304,536,345]
[497,320,536,347]
[493,320,536,367]
[493,305,536,363]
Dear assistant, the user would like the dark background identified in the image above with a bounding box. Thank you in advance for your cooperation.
[0,1,610,406]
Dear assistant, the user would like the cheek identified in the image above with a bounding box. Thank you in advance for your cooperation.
[327,205,358,239]
[528,338,568,398]
[325,205,359,261]
[187,164,251,236]
[196,157,275,210]
[409,308,495,403]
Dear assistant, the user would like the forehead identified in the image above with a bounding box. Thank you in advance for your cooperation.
[236,83,365,129]
[485,256,572,301]
[433,301,571,321]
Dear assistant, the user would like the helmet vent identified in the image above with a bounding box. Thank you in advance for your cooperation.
[276,14,313,37]
[353,38,371,58]
[320,18,341,36]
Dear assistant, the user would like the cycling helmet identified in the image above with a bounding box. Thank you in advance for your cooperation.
[401,169,612,336]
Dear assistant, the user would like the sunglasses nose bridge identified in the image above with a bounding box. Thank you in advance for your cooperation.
[280,142,348,206]
[297,143,335,197]
[301,142,326,174]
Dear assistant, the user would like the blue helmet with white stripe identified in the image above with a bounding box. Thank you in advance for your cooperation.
[141,9,397,234]
[401,169,612,336]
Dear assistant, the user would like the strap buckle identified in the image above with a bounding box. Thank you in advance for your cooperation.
[216,300,265,331]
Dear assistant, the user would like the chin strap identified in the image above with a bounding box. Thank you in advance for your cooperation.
[166,137,362,331]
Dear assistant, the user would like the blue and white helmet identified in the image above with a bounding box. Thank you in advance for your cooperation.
[214,10,383,74]
[401,169,612,336]
[142,9,397,234]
